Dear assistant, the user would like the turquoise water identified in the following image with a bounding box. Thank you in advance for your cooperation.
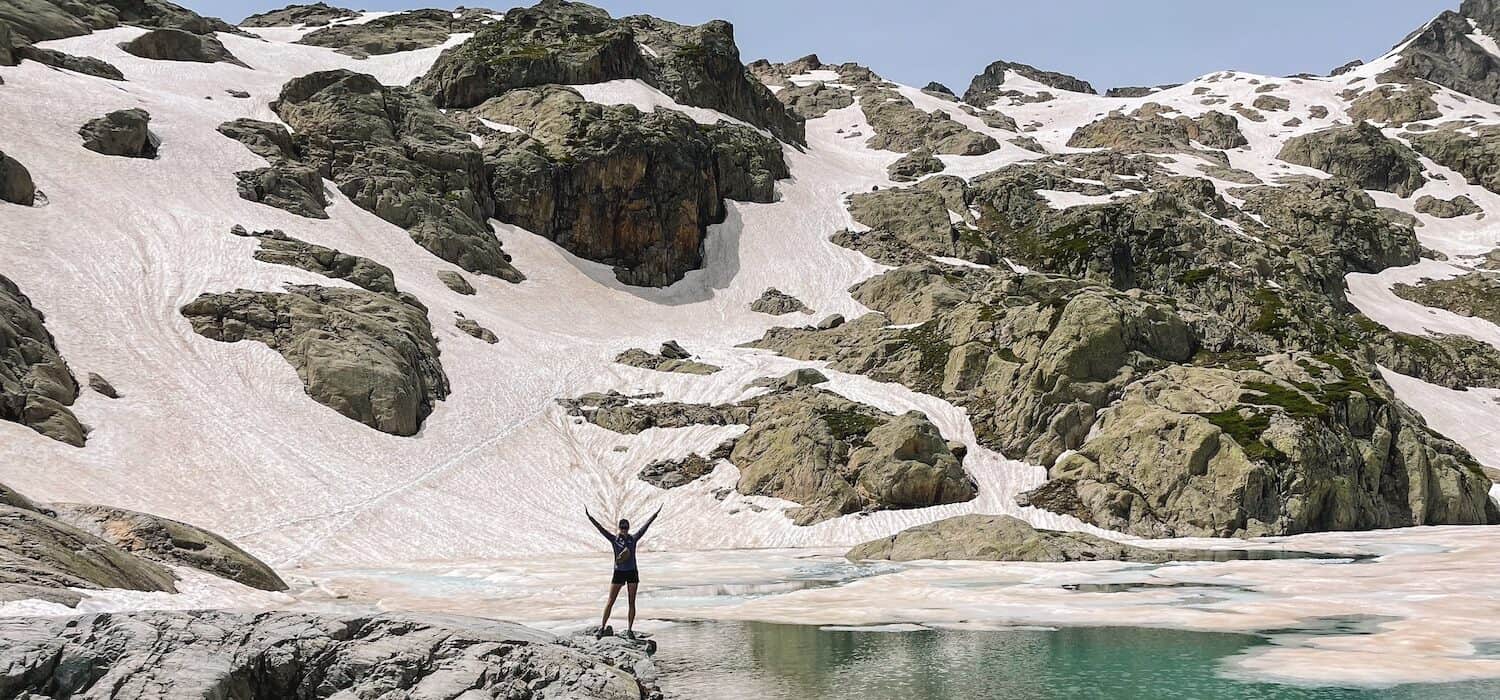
[651,622,1500,699]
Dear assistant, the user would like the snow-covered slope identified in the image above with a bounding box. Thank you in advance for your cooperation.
[2,3,1499,575]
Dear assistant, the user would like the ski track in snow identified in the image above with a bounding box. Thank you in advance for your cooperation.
[4,15,1500,690]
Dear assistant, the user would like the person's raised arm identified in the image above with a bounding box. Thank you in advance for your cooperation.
[585,508,612,540]
[633,506,663,541]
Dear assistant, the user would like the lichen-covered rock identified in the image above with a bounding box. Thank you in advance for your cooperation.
[272,70,523,281]
[216,119,330,217]
[231,225,401,296]
[858,85,999,155]
[705,122,788,202]
[120,27,249,67]
[1,500,177,596]
[847,514,1172,563]
[638,450,722,489]
[774,80,854,120]
[1020,355,1499,537]
[1251,94,1289,112]
[87,372,119,398]
[832,175,991,266]
[51,503,288,591]
[1389,6,1500,104]
[0,149,36,206]
[964,59,1096,107]
[295,8,493,57]
[239,3,358,27]
[0,0,236,44]
[1067,109,1246,153]
[416,0,803,144]
[456,316,498,343]
[1277,121,1426,196]
[1415,194,1483,218]
[750,287,810,315]
[438,270,476,295]
[181,285,449,436]
[79,108,158,158]
[1393,273,1500,327]
[1,274,85,446]
[0,610,661,700]
[615,341,721,374]
[888,149,944,182]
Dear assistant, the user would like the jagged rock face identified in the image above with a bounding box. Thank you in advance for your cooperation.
[1414,194,1483,218]
[0,148,36,206]
[857,85,999,155]
[564,387,975,524]
[12,44,126,79]
[888,149,944,181]
[1347,83,1439,126]
[0,611,661,700]
[476,85,785,286]
[1393,7,1500,104]
[1406,124,1500,194]
[1277,122,1426,196]
[774,81,854,120]
[217,118,329,218]
[963,59,1096,107]
[181,285,450,436]
[120,27,248,67]
[1369,329,1500,390]
[1,275,84,446]
[1021,356,1500,537]
[1,498,178,596]
[52,503,288,592]
[296,8,493,57]
[0,0,234,43]
[239,2,358,27]
[230,225,402,297]
[847,514,1172,563]
[1067,109,1247,152]
[272,70,523,282]
[1393,273,1500,327]
[416,0,804,144]
[79,108,158,158]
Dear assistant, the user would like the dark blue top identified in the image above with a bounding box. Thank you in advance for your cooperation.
[588,508,660,573]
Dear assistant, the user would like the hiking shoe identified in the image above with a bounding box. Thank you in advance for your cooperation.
[623,630,635,640]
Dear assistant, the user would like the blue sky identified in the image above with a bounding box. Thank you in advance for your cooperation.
[187,1,1457,92]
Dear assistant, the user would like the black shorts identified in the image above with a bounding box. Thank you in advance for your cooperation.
[611,569,640,585]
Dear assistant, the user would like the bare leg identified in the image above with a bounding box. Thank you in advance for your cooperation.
[600,583,623,631]
[626,581,638,633]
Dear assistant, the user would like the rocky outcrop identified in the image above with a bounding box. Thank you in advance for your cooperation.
[456,315,498,343]
[566,386,975,524]
[181,285,449,436]
[1105,84,1177,97]
[475,85,785,286]
[217,118,329,218]
[1,274,85,446]
[1019,354,1498,537]
[963,59,1096,107]
[1067,109,1247,153]
[1277,121,1426,196]
[1393,273,1500,327]
[1406,123,1500,194]
[120,28,248,67]
[1,502,177,599]
[750,287,810,315]
[0,149,36,206]
[638,447,726,489]
[858,85,999,155]
[416,0,804,144]
[774,80,854,120]
[1348,83,1439,126]
[1415,194,1483,218]
[888,149,944,182]
[1390,5,1500,104]
[272,70,523,281]
[11,43,125,79]
[239,3,358,27]
[832,175,992,266]
[79,108,158,158]
[615,340,721,375]
[0,0,236,44]
[296,8,493,57]
[87,372,119,398]
[847,514,1172,563]
[230,225,402,297]
[0,610,661,699]
[438,269,475,295]
[51,503,288,591]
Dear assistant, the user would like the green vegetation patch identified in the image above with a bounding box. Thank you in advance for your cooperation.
[1199,408,1284,462]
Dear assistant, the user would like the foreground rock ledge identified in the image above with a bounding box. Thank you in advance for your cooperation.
[0,610,662,700]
